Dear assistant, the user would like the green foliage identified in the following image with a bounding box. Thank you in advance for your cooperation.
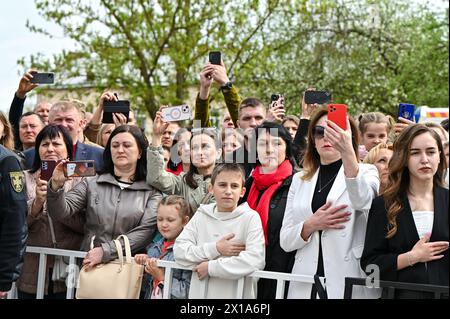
[21,0,448,120]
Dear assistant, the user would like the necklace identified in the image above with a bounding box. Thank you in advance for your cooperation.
[317,170,339,193]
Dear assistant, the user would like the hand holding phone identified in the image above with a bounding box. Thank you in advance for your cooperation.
[63,161,96,178]
[30,72,55,84]
[328,104,347,130]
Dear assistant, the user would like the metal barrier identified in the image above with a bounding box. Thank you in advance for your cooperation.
[344,277,449,299]
[8,246,322,299]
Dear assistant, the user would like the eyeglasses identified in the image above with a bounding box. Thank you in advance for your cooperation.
[313,125,325,139]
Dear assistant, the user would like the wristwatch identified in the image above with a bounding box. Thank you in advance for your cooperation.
[220,81,233,92]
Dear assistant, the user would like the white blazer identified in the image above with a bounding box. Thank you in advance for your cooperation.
[280,163,381,299]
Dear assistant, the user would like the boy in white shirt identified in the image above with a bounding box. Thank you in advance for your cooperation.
[173,163,265,299]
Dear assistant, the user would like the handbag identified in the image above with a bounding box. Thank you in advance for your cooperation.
[75,234,144,299]
[48,215,69,282]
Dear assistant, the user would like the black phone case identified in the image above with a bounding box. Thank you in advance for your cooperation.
[304,91,331,104]
[103,101,130,123]
[209,52,221,65]
[31,73,54,84]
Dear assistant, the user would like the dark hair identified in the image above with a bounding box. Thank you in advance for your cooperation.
[157,195,191,219]
[99,125,148,182]
[211,163,246,186]
[19,111,45,126]
[441,118,449,132]
[302,107,359,180]
[383,124,446,238]
[30,125,73,173]
[168,127,192,169]
[253,121,297,169]
[184,128,221,189]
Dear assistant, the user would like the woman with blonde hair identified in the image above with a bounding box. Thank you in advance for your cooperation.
[0,111,15,150]
[361,124,449,298]
[363,143,393,193]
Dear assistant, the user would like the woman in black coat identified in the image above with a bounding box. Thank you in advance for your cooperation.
[239,122,296,299]
[361,124,449,298]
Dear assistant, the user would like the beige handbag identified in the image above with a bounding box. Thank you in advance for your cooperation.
[76,235,144,299]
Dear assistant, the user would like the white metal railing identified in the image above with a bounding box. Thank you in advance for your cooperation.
[8,246,322,299]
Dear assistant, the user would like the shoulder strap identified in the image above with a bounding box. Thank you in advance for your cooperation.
[48,215,57,248]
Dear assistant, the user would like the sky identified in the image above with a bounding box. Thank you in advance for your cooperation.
[0,0,448,114]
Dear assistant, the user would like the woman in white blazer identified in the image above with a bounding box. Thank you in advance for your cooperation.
[280,107,380,299]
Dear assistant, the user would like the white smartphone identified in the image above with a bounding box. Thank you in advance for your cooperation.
[161,105,192,122]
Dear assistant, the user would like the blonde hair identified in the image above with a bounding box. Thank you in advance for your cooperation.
[363,143,393,165]
[158,195,191,219]
[48,101,82,121]
[0,111,15,150]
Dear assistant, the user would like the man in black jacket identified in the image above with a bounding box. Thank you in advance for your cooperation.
[0,144,28,298]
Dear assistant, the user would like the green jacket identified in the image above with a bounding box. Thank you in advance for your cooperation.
[194,86,240,127]
[146,145,215,214]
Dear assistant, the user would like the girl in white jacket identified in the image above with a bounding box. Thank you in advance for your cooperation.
[174,163,266,299]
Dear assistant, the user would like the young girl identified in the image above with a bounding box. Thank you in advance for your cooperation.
[135,195,191,299]
[358,112,392,160]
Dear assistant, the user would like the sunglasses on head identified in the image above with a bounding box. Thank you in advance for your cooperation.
[313,125,325,139]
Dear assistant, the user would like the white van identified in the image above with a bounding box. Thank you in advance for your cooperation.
[414,106,449,124]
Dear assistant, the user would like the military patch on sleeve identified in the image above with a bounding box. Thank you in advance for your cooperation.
[9,171,25,193]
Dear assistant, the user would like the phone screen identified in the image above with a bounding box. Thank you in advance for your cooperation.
[398,103,415,122]
[63,161,96,177]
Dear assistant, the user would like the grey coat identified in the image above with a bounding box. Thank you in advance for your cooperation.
[47,173,162,262]
[146,145,214,214]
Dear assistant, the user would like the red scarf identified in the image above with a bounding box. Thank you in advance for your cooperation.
[247,160,292,244]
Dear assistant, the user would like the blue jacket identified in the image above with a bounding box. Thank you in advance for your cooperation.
[143,235,191,299]
[23,141,104,171]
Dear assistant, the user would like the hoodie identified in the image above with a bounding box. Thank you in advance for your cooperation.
[173,202,265,299]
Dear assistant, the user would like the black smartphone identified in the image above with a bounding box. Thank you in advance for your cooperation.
[41,160,58,181]
[30,72,55,84]
[63,160,96,178]
[209,51,221,65]
[103,100,130,123]
[304,90,331,104]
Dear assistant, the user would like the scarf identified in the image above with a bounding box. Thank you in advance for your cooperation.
[247,160,292,244]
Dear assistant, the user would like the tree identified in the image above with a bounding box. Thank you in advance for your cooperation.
[21,0,448,120]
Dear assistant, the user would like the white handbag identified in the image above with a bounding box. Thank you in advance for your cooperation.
[76,235,144,299]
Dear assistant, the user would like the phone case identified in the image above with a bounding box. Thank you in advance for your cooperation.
[398,103,415,121]
[304,91,331,105]
[328,104,347,130]
[209,51,221,65]
[64,161,96,177]
[40,160,58,181]
[161,105,192,122]
[31,72,54,84]
[103,100,130,123]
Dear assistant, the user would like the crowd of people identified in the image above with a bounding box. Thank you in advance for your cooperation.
[0,62,448,299]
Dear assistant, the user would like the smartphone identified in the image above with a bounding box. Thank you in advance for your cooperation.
[328,104,347,130]
[161,105,192,122]
[103,100,130,123]
[304,90,331,105]
[63,160,96,178]
[398,103,415,122]
[40,160,58,181]
[209,51,221,65]
[30,72,55,84]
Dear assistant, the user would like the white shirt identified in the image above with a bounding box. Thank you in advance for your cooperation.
[412,210,434,239]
